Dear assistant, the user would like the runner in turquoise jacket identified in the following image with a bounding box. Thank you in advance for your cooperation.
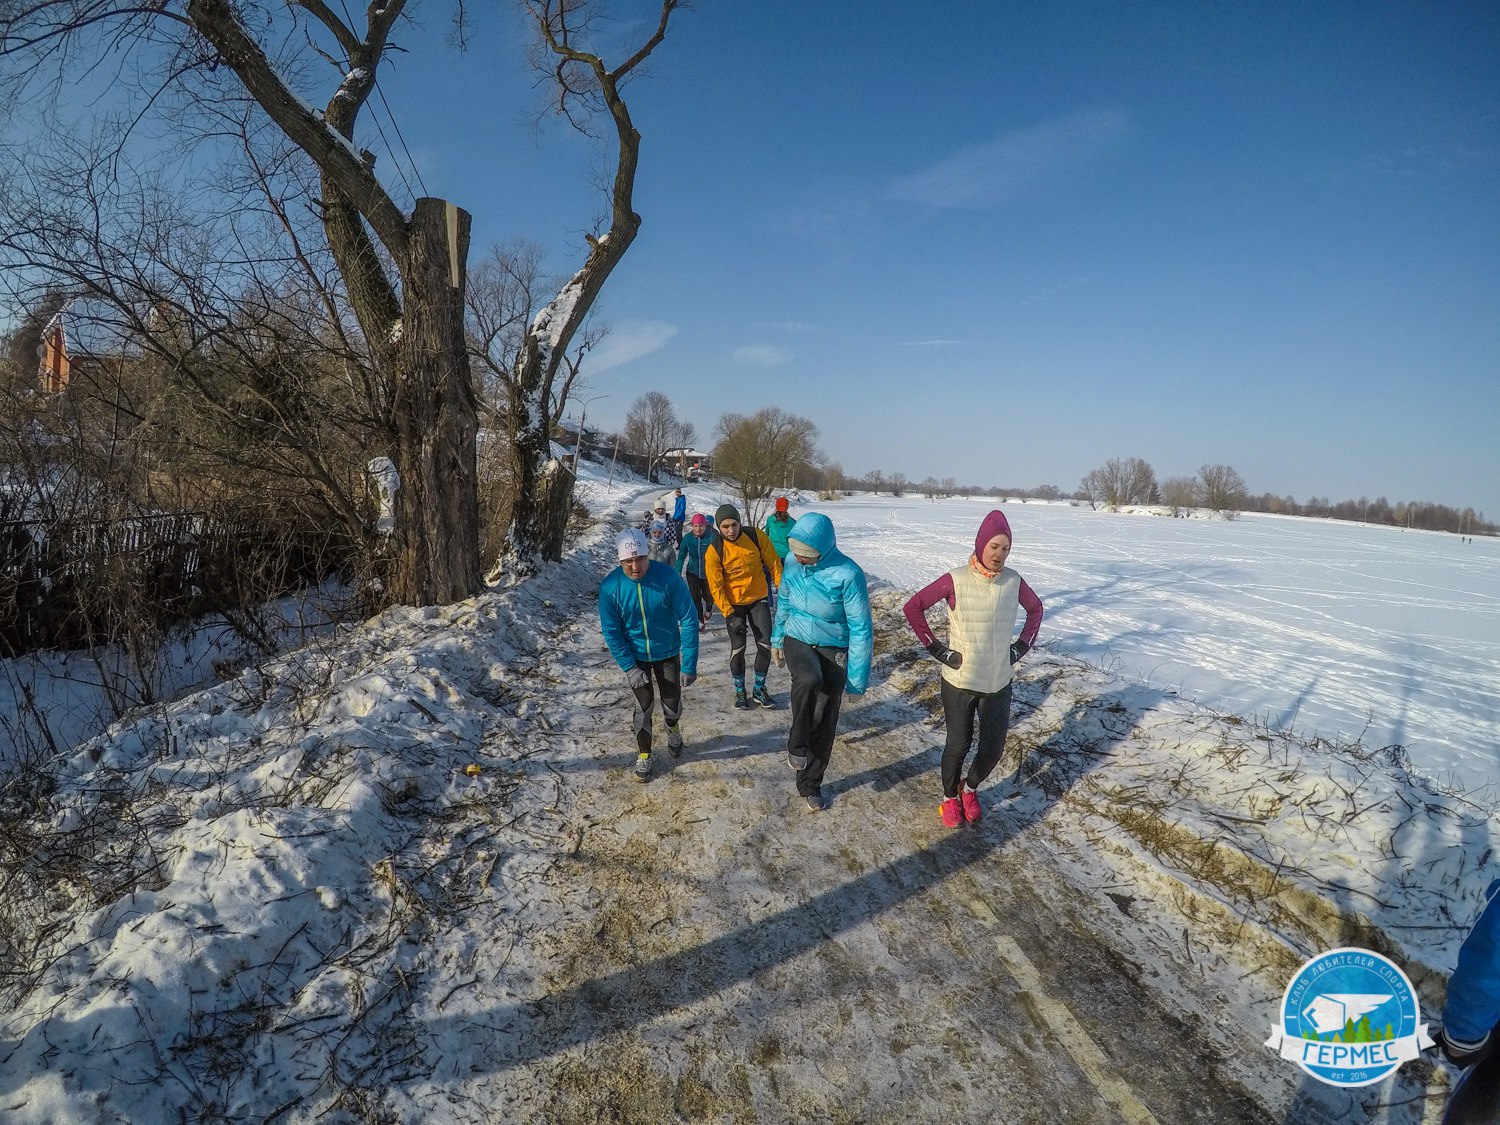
[599,529,700,781]
[599,554,699,674]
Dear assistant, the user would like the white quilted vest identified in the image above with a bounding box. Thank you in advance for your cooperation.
[942,563,1021,694]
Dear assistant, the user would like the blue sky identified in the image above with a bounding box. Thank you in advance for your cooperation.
[53,2,1500,515]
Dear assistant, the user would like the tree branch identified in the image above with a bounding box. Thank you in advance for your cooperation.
[184,0,408,259]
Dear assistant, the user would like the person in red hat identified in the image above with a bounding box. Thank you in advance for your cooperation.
[902,509,1043,828]
[763,495,795,563]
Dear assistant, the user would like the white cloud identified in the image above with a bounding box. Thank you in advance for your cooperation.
[889,108,1129,209]
[758,320,825,335]
[584,320,678,373]
[732,344,792,367]
[898,339,971,349]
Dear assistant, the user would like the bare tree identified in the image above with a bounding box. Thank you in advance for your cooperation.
[1,0,685,597]
[822,461,845,496]
[1079,457,1157,508]
[712,408,818,525]
[0,119,393,584]
[623,392,694,483]
[1160,475,1199,516]
[1198,463,1248,517]
[500,1,684,570]
[464,239,609,562]
[465,240,552,415]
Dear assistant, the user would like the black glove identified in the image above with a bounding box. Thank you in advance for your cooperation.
[1010,640,1030,664]
[625,666,650,691]
[925,641,963,669]
[1435,1027,1493,1069]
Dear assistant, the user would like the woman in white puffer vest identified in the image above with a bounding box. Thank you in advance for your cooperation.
[903,510,1044,828]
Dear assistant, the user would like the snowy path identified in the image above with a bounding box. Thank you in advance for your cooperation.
[433,579,1283,1122]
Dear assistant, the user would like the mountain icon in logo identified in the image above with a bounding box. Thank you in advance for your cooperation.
[1301,994,1392,1036]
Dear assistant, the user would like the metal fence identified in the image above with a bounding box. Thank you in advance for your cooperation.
[0,511,354,657]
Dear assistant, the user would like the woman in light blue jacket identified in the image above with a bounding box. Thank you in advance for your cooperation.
[770,512,872,812]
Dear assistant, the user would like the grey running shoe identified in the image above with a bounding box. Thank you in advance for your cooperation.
[632,752,651,782]
[734,689,750,710]
[666,725,684,757]
[787,749,809,771]
[805,789,829,812]
[753,686,775,708]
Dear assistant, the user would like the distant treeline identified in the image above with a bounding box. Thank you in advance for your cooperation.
[570,411,1495,539]
[1237,493,1494,536]
[834,474,1495,537]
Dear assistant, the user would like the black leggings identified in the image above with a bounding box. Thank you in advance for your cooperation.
[1443,1035,1500,1124]
[684,571,713,623]
[939,679,1013,798]
[725,599,773,679]
[784,636,847,795]
[630,657,683,753]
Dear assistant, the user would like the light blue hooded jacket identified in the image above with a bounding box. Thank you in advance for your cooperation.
[770,512,873,694]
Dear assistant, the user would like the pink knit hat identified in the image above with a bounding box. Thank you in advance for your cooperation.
[975,510,1013,557]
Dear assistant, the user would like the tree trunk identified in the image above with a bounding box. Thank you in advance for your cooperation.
[503,337,572,572]
[387,198,481,605]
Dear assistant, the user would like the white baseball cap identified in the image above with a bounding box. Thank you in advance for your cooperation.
[616,528,649,561]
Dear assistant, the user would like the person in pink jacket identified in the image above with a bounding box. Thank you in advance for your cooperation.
[903,509,1043,828]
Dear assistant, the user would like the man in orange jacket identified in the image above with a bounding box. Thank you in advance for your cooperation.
[705,503,783,709]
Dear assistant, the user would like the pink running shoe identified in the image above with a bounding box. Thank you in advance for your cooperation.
[940,798,963,828]
[961,788,982,823]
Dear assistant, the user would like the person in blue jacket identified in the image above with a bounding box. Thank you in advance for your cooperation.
[671,487,688,541]
[675,513,715,626]
[770,512,872,812]
[1439,879,1500,1073]
[599,528,699,782]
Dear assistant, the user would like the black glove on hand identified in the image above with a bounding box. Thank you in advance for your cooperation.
[1436,1028,1493,1069]
[625,666,650,691]
[925,641,963,669]
[1010,640,1030,664]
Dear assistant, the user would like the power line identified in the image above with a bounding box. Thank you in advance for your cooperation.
[372,78,428,199]
[333,0,428,201]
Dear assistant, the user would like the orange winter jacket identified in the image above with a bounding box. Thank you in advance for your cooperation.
[705,527,783,616]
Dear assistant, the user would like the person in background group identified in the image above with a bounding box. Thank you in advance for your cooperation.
[598,528,699,783]
[672,487,687,541]
[903,509,1043,828]
[676,513,715,627]
[1435,879,1500,1123]
[771,512,872,812]
[705,503,783,710]
[763,496,795,563]
[640,499,679,565]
